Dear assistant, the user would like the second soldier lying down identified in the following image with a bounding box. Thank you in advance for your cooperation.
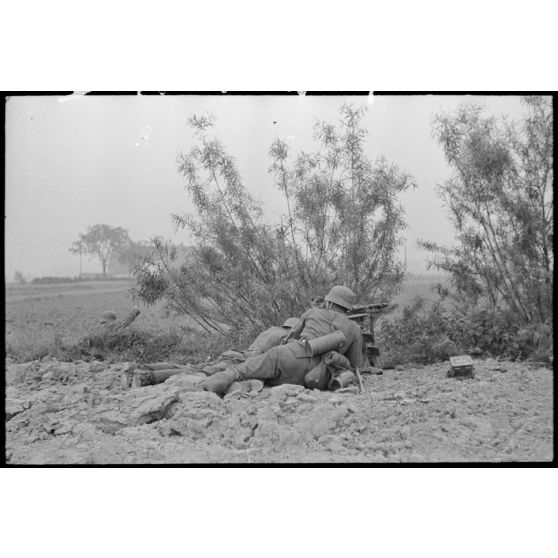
[127,317,299,388]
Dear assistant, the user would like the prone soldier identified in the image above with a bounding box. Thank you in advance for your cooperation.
[127,317,300,388]
[200,285,363,396]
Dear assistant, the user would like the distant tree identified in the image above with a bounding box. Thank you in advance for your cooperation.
[70,224,131,277]
[419,96,553,324]
[13,270,26,284]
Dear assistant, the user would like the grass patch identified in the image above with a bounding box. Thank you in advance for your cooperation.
[6,273,552,369]
[6,324,234,365]
[376,296,553,367]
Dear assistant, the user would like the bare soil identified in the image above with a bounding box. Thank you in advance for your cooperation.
[5,357,553,464]
[5,279,553,463]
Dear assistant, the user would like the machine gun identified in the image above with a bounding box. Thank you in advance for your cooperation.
[350,302,389,314]
[348,302,390,373]
[312,295,390,372]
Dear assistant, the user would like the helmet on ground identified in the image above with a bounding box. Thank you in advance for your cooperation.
[282,317,300,329]
[324,285,356,311]
[100,311,117,323]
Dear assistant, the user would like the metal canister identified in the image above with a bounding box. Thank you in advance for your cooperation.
[330,369,355,390]
[304,330,346,357]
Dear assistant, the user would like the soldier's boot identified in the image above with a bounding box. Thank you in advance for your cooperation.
[202,362,229,376]
[225,379,264,396]
[199,368,239,396]
[121,364,138,389]
[131,370,154,388]
[248,379,264,393]
[149,368,189,385]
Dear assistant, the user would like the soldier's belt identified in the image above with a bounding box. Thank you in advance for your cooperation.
[302,330,346,357]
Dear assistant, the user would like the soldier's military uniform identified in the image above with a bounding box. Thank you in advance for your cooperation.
[244,317,299,357]
[292,306,362,368]
[200,286,362,394]
[130,317,299,387]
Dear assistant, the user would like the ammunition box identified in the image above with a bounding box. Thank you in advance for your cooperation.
[447,355,475,379]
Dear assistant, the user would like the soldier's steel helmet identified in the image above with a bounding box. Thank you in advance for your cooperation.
[100,311,117,323]
[324,286,356,311]
[282,317,300,329]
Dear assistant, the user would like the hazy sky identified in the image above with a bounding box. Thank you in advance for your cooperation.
[5,94,528,279]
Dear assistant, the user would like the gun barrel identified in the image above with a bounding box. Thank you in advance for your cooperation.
[351,303,389,312]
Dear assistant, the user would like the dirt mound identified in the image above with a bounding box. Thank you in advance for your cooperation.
[5,357,553,463]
